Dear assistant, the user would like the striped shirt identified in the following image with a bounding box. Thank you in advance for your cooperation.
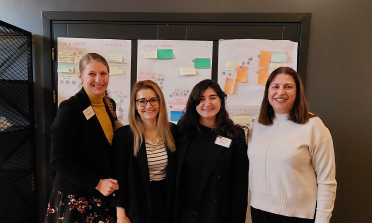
[145,138,168,181]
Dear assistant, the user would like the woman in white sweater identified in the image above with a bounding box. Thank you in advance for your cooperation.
[248,67,336,223]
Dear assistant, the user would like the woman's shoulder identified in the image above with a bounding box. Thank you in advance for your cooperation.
[115,124,131,133]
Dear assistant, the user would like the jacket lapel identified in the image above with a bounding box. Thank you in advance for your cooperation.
[199,139,224,195]
[76,88,111,146]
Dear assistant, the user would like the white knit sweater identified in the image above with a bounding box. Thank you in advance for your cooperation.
[248,114,336,222]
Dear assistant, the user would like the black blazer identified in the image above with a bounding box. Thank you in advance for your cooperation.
[50,88,116,195]
[175,127,248,223]
[112,124,177,223]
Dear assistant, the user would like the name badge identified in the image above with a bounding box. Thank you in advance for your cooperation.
[215,136,232,148]
[83,106,95,120]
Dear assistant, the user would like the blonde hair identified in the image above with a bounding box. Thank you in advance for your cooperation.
[79,53,120,126]
[129,80,176,156]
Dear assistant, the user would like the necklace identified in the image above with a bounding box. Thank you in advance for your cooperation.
[145,134,160,144]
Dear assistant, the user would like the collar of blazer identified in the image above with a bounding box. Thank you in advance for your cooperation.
[176,135,226,194]
[76,88,114,146]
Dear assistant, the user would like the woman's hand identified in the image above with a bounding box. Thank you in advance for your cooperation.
[95,178,119,196]
[117,207,131,223]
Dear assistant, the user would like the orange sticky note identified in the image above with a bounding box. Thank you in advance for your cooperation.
[258,69,269,85]
[258,51,272,68]
[224,77,236,94]
[236,65,248,83]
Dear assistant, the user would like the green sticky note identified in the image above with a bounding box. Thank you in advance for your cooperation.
[194,58,211,69]
[157,49,173,59]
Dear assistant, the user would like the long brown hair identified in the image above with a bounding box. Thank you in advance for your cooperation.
[79,53,119,124]
[129,80,176,156]
[258,67,316,125]
[178,79,245,140]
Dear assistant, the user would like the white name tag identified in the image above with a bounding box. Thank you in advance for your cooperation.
[215,136,232,148]
[83,106,95,120]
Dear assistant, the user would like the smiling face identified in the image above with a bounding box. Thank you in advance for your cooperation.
[268,73,297,114]
[78,60,109,96]
[136,88,160,123]
[196,87,221,126]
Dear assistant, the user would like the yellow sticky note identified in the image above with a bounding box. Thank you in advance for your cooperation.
[258,69,269,85]
[269,62,287,75]
[74,56,83,64]
[233,115,251,125]
[258,51,271,68]
[180,67,197,76]
[107,53,123,63]
[143,50,157,59]
[226,61,239,70]
[236,66,248,83]
[58,55,75,63]
[224,77,236,94]
[110,65,125,75]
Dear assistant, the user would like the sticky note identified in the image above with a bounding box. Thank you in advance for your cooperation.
[270,52,287,63]
[110,65,125,75]
[170,111,184,121]
[233,115,251,125]
[226,61,239,70]
[157,49,173,59]
[258,51,271,68]
[258,69,269,85]
[269,62,287,75]
[58,55,75,63]
[107,53,123,63]
[60,74,74,81]
[194,58,211,69]
[74,56,83,64]
[236,66,248,83]
[143,50,157,59]
[224,77,236,94]
[137,76,155,82]
[180,67,197,76]
[170,104,185,111]
[58,64,75,73]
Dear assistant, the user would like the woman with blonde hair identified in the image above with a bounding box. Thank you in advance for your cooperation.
[45,53,119,223]
[249,67,336,223]
[113,80,177,223]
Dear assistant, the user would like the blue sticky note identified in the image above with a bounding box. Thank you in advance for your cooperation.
[170,111,184,121]
[270,52,287,63]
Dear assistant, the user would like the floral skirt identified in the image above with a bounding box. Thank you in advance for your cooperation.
[44,189,115,223]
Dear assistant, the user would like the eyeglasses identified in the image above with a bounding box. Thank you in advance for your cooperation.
[136,97,160,107]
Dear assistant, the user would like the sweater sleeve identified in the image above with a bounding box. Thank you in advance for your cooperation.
[231,131,249,222]
[50,100,101,192]
[312,135,337,223]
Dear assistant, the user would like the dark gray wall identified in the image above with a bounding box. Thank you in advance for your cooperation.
[1,0,371,222]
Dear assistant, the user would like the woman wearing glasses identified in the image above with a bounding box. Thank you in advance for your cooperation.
[112,80,177,223]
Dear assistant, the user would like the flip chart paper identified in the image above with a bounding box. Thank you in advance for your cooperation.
[107,53,123,63]
[170,111,184,121]
[269,62,287,75]
[258,69,269,85]
[236,66,248,83]
[157,49,173,59]
[194,58,211,69]
[74,56,83,64]
[170,104,185,111]
[143,50,157,59]
[270,52,287,63]
[180,67,197,76]
[258,51,271,68]
[224,77,236,94]
[233,115,251,125]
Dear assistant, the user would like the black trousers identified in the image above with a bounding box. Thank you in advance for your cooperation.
[149,179,167,223]
[251,207,315,223]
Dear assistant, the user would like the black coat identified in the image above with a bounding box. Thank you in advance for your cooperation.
[175,127,249,223]
[50,88,117,195]
[112,124,177,223]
